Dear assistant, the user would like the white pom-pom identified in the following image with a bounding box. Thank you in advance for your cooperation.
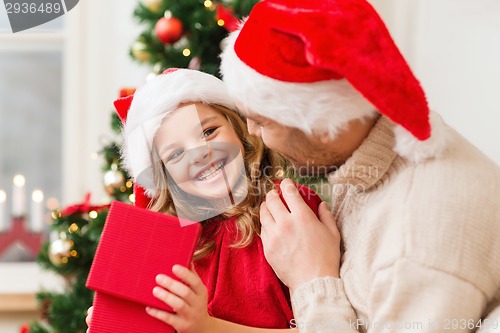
[394,112,451,163]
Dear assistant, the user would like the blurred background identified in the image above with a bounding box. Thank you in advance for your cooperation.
[0,0,499,332]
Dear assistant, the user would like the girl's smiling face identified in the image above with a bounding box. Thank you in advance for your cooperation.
[154,102,246,200]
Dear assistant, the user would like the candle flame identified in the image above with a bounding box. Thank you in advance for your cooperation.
[0,190,6,202]
[32,190,44,202]
[13,174,26,187]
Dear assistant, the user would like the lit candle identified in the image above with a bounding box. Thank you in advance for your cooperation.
[12,174,26,217]
[0,190,6,232]
[31,189,44,233]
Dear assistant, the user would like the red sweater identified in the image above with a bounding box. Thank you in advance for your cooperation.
[194,183,322,329]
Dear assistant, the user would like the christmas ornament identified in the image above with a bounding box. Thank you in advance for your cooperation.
[103,169,125,195]
[48,238,74,266]
[142,0,162,14]
[131,41,151,62]
[154,13,183,44]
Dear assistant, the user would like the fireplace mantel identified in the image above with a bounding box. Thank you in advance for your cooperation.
[0,262,63,313]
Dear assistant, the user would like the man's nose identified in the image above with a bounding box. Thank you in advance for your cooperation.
[247,119,262,137]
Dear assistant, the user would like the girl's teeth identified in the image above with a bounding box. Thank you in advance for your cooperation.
[198,162,224,180]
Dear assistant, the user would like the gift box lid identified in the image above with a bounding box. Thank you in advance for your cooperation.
[86,201,202,311]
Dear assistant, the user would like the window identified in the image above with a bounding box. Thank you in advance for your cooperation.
[0,12,64,261]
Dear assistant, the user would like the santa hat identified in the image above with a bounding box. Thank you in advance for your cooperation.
[221,0,449,161]
[115,68,236,201]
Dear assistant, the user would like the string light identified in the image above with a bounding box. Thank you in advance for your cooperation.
[129,194,135,203]
[217,19,225,26]
[68,223,79,233]
[126,181,133,188]
[204,0,212,8]
[89,210,98,219]
[182,48,191,57]
[52,211,62,219]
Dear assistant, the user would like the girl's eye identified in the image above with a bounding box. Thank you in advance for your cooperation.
[202,127,217,138]
[167,149,184,161]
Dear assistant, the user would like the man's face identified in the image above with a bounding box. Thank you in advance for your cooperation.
[236,101,342,176]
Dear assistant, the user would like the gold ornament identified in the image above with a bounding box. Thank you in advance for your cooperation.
[131,41,151,63]
[103,169,125,195]
[48,238,74,266]
[143,0,163,14]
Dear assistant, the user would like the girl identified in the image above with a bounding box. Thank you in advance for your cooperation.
[87,68,326,333]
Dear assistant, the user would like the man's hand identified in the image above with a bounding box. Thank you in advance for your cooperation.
[260,178,341,292]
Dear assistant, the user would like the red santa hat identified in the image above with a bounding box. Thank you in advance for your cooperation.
[115,68,236,201]
[220,0,449,160]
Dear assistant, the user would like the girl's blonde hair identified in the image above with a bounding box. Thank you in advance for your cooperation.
[149,104,284,259]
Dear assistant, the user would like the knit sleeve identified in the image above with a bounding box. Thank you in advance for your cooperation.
[291,277,358,332]
[291,258,488,332]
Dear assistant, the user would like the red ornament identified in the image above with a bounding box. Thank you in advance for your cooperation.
[154,17,183,44]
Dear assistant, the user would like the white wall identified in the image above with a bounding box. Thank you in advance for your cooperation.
[371,0,500,164]
[413,0,500,164]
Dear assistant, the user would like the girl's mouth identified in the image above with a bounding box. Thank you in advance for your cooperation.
[194,159,226,181]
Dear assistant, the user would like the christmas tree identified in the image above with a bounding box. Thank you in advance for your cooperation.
[130,0,258,76]
[26,1,259,332]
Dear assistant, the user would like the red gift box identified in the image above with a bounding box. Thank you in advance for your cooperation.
[86,201,202,333]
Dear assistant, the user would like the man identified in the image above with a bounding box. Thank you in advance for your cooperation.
[220,0,500,331]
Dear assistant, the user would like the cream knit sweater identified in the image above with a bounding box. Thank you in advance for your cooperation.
[291,116,500,332]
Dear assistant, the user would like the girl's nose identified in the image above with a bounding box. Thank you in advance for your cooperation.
[187,144,210,164]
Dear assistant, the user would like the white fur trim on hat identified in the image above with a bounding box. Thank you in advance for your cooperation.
[122,69,236,197]
[220,29,378,139]
[394,111,451,163]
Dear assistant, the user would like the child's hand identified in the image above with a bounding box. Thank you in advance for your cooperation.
[146,263,214,333]
[85,306,93,333]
